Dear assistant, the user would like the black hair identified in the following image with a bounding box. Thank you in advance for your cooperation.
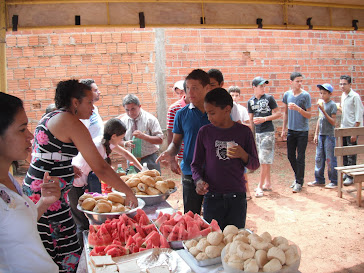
[228,86,241,94]
[54,79,91,109]
[204,88,233,109]
[185,69,210,87]
[79,79,95,87]
[103,118,127,164]
[207,69,224,85]
[290,72,303,81]
[183,80,187,92]
[340,75,352,84]
[0,93,24,136]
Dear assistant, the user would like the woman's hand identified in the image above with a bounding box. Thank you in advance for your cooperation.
[40,172,61,206]
[124,191,138,208]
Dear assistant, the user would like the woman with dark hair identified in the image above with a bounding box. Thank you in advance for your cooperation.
[22,80,137,272]
[69,118,143,245]
[0,93,60,272]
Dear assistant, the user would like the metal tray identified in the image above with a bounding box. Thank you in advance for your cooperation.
[113,187,177,206]
[180,228,252,267]
[77,198,145,225]
[83,231,192,273]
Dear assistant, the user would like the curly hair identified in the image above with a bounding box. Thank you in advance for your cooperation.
[54,79,91,109]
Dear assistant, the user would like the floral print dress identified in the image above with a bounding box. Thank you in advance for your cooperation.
[23,110,82,273]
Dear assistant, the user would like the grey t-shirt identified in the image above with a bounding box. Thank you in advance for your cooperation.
[283,90,311,131]
[319,100,337,136]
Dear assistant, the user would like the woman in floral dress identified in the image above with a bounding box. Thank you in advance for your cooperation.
[23,80,137,273]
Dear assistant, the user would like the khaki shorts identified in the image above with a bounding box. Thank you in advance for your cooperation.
[256,131,275,164]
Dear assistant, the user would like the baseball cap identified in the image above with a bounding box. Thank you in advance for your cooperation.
[317,83,333,93]
[173,80,184,91]
[252,77,269,87]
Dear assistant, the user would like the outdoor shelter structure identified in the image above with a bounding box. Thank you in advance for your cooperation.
[1,0,364,93]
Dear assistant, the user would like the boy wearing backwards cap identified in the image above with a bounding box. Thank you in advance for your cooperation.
[248,77,281,197]
[308,84,338,189]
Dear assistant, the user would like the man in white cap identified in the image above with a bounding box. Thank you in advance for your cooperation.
[167,80,190,167]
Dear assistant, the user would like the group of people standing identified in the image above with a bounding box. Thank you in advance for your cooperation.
[0,68,362,272]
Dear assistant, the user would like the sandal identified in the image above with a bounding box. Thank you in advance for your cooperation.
[246,195,252,201]
[262,184,272,191]
[255,188,264,198]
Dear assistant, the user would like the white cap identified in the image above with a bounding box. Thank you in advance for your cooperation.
[173,80,184,91]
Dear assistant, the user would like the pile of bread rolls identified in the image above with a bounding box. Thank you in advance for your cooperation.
[185,230,229,261]
[222,226,300,272]
[78,192,129,213]
[120,169,176,196]
[184,226,252,262]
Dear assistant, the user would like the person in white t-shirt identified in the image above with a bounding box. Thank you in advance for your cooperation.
[69,118,142,244]
[228,86,250,127]
[0,93,60,273]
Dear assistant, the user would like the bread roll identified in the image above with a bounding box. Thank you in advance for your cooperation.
[81,198,96,211]
[207,231,223,246]
[152,169,160,177]
[140,175,156,187]
[145,187,161,195]
[154,176,163,182]
[155,181,169,194]
[111,203,126,212]
[94,195,107,201]
[141,170,157,177]
[93,202,112,213]
[165,179,176,189]
[120,175,130,183]
[78,193,93,205]
[137,183,148,192]
[126,178,140,188]
[136,191,148,196]
[130,187,138,194]
[107,192,125,204]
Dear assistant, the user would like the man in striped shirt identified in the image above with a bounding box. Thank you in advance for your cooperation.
[167,80,190,165]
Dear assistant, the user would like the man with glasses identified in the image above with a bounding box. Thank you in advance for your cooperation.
[339,75,364,186]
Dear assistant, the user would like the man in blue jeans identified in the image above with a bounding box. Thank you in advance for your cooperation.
[157,69,211,214]
[281,72,312,193]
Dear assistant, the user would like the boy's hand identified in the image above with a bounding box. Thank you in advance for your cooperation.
[227,145,248,163]
[253,117,265,125]
[313,135,318,145]
[196,180,209,195]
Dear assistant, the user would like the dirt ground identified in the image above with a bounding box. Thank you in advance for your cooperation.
[162,140,364,273]
[14,140,364,273]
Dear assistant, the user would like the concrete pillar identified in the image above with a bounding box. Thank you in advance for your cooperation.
[154,28,167,130]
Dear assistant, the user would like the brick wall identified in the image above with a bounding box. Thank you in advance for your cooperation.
[5,28,364,133]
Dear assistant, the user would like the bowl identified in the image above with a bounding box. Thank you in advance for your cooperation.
[113,187,177,206]
[221,241,301,273]
[77,198,145,225]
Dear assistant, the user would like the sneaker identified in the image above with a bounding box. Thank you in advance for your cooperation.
[290,181,296,188]
[325,183,338,189]
[292,183,302,193]
[343,177,353,186]
[307,181,325,187]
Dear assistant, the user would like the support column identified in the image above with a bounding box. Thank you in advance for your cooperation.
[0,0,7,93]
[155,28,167,130]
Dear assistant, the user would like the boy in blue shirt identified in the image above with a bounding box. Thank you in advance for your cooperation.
[308,84,338,189]
[191,88,260,230]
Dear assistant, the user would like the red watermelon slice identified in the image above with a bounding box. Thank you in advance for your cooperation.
[210,219,221,232]
[200,227,211,237]
[143,231,160,247]
[160,234,170,248]
[154,213,169,228]
[142,223,157,234]
[90,246,106,256]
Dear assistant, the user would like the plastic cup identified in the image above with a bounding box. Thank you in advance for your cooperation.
[227,142,238,158]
